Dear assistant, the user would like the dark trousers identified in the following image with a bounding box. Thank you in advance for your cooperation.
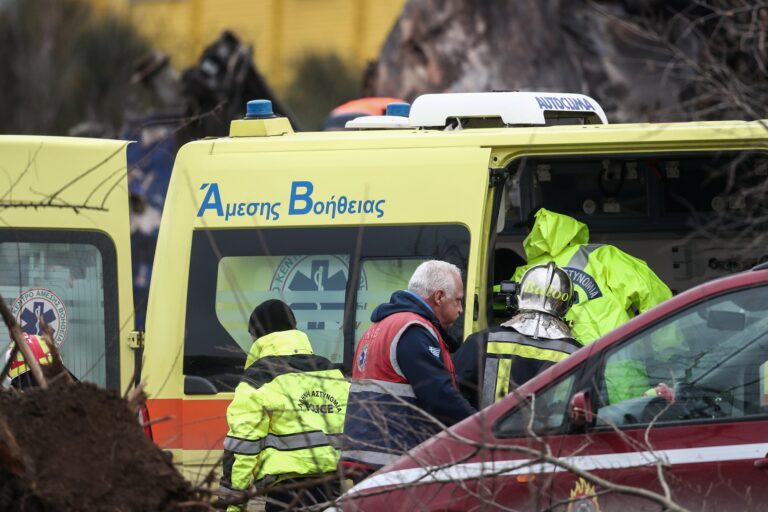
[264,477,340,511]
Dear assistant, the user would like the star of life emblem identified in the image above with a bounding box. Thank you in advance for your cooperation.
[357,343,369,371]
[10,288,68,346]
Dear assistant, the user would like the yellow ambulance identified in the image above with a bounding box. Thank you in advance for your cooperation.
[0,136,136,392]
[141,92,768,477]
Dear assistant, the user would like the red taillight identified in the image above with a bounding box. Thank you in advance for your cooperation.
[138,403,154,441]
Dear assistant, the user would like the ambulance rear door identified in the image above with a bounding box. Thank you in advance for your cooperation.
[0,136,135,391]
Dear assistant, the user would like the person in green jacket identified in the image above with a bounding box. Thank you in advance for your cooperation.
[219,299,349,512]
[512,208,673,403]
[513,208,672,344]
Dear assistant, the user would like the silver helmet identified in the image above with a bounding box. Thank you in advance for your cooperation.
[516,262,574,319]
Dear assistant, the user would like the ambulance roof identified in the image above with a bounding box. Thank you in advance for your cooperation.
[345,115,410,129]
[341,92,607,130]
[407,91,608,127]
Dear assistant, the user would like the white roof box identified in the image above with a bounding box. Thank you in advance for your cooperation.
[408,91,608,127]
[345,115,410,129]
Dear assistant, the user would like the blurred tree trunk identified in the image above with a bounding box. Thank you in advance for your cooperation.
[373,0,766,122]
[0,0,150,135]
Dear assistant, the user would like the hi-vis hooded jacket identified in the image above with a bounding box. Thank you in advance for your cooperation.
[219,329,348,509]
[513,209,672,345]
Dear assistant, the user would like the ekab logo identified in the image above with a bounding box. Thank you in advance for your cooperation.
[270,255,368,336]
[10,288,69,346]
[357,343,368,371]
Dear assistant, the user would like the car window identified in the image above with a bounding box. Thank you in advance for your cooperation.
[595,285,768,427]
[495,373,576,438]
[184,225,470,391]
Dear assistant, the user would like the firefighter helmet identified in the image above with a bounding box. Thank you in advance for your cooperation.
[516,262,574,318]
[7,333,54,380]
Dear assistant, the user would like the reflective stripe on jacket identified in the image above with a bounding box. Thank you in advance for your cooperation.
[482,329,579,407]
[513,208,672,344]
[342,311,457,469]
[219,329,348,501]
[8,333,53,380]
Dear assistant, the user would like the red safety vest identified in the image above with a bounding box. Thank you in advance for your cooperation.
[353,311,457,387]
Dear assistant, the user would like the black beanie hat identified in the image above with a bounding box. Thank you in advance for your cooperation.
[248,299,297,339]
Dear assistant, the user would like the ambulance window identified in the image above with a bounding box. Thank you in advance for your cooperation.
[215,254,352,364]
[184,225,470,391]
[494,373,576,438]
[594,285,768,428]
[0,231,119,389]
[354,258,426,343]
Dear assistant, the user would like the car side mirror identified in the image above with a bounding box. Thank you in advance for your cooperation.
[568,390,594,426]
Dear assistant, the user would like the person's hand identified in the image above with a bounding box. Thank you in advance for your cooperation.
[653,382,674,402]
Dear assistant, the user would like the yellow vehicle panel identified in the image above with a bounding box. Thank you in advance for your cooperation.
[0,136,134,391]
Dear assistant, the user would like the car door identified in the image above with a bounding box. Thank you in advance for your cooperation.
[340,368,585,512]
[486,370,582,511]
[551,283,768,511]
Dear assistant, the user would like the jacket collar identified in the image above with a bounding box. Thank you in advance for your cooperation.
[245,329,313,367]
[404,290,433,312]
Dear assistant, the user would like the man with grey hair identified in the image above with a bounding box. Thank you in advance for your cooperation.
[341,260,476,479]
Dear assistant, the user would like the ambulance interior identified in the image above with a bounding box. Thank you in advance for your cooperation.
[493,150,768,301]
[487,150,768,425]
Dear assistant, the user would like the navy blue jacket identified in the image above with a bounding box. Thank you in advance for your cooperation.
[454,326,580,409]
[372,290,475,425]
[341,291,476,470]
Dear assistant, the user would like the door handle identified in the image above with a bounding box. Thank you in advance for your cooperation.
[753,457,768,469]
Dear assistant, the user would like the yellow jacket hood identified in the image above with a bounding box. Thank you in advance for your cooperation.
[244,329,313,368]
[523,208,589,260]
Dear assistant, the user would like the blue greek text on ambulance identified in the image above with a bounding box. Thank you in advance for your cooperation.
[196,183,281,221]
[535,96,595,112]
[289,181,386,219]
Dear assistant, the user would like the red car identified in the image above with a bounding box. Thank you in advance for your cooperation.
[334,266,768,511]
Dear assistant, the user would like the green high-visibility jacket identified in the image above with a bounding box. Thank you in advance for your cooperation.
[219,329,348,510]
[513,208,672,345]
